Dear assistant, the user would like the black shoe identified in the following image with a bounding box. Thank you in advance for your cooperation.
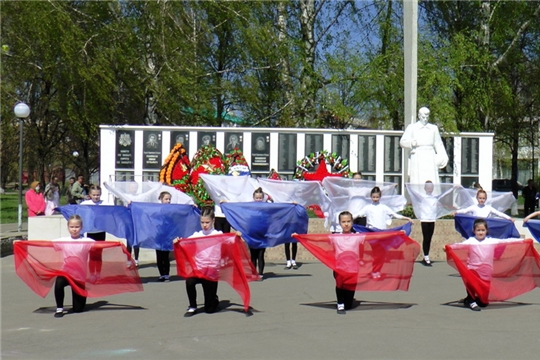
[469,302,481,312]
[157,277,165,282]
[292,263,299,270]
[184,308,197,317]
[54,310,64,318]
[420,259,432,267]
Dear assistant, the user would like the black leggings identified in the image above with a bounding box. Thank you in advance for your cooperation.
[87,232,106,275]
[421,222,435,256]
[126,245,140,260]
[55,276,86,312]
[214,217,231,233]
[333,272,355,309]
[249,248,266,275]
[284,242,297,261]
[155,250,170,276]
[185,277,219,313]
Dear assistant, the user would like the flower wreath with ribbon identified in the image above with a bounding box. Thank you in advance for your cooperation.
[226,148,250,176]
[190,145,227,206]
[159,143,191,192]
[294,150,350,181]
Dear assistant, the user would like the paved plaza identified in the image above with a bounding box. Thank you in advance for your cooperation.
[2,252,539,360]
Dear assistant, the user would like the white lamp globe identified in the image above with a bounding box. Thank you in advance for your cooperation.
[14,103,30,118]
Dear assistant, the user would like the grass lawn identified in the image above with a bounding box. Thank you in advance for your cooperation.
[0,192,29,224]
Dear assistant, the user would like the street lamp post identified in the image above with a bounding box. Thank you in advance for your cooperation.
[14,103,31,232]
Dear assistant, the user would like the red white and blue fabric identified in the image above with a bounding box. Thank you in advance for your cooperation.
[14,240,143,298]
[293,232,420,291]
[174,233,258,312]
[454,214,519,239]
[221,202,309,248]
[445,239,540,303]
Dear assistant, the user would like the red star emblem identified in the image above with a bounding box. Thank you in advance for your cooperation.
[303,159,344,181]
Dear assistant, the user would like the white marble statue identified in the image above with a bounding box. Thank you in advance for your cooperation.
[400,107,448,184]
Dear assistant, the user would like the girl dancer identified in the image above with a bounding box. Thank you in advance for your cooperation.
[53,215,94,317]
[174,206,222,317]
[156,191,172,282]
[250,188,266,279]
[334,211,358,314]
[453,189,514,221]
[357,186,412,278]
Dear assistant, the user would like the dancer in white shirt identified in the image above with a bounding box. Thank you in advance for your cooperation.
[453,189,514,222]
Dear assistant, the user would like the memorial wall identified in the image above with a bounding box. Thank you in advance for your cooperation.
[101,126,493,200]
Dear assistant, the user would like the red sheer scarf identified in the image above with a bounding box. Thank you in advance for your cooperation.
[174,233,258,312]
[293,232,420,291]
[446,239,540,304]
[14,240,143,298]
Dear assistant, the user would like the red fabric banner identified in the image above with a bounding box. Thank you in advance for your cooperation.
[14,240,143,298]
[446,239,540,303]
[174,233,258,312]
[293,232,421,291]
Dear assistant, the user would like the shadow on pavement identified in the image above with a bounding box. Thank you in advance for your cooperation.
[301,300,416,311]
[32,301,146,315]
[442,299,535,310]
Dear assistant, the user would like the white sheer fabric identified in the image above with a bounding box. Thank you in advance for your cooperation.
[405,183,470,221]
[200,174,260,203]
[258,178,332,213]
[462,188,516,212]
[103,181,194,205]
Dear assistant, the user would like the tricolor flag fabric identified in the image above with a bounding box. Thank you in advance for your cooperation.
[445,239,540,304]
[58,205,134,245]
[221,202,309,248]
[173,234,258,312]
[293,232,421,291]
[523,219,540,242]
[454,214,519,239]
[130,203,201,251]
[14,240,143,298]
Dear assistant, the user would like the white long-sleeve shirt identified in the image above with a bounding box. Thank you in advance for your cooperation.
[358,203,405,229]
[456,204,511,220]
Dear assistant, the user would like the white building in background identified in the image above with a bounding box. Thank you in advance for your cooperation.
[99,125,494,201]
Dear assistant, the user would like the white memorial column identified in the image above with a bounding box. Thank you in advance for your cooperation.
[403,0,418,188]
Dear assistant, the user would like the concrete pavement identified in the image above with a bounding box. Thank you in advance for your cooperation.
[2,253,539,359]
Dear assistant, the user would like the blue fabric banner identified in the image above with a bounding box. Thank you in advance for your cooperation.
[454,214,519,239]
[221,202,309,248]
[58,205,134,245]
[523,219,540,242]
[130,203,201,251]
[353,222,412,236]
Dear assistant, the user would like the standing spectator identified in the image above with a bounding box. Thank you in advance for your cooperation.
[44,176,60,215]
[66,177,76,204]
[25,181,46,217]
[522,179,537,217]
[70,175,86,204]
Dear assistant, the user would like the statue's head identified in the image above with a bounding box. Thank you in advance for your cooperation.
[418,107,430,125]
